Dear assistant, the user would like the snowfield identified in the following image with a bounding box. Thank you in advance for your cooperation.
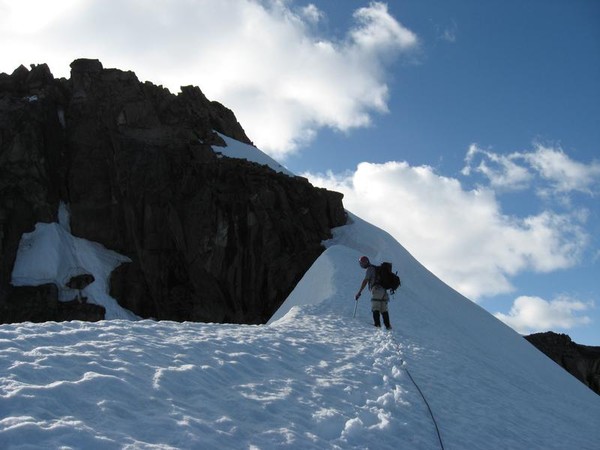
[1,213,599,449]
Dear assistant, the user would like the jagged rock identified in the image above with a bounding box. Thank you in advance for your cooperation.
[66,273,96,303]
[26,63,54,90]
[0,59,346,324]
[66,274,95,290]
[525,332,600,396]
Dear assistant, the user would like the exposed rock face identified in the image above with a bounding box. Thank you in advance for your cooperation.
[0,59,346,324]
[525,332,600,396]
[66,274,95,291]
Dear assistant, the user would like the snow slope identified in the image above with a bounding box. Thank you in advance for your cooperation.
[1,212,599,449]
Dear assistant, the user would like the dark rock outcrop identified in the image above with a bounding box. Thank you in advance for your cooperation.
[0,284,105,322]
[0,59,346,324]
[66,274,95,291]
[525,332,600,395]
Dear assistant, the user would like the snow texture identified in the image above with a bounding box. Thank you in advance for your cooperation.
[211,132,295,176]
[2,211,599,449]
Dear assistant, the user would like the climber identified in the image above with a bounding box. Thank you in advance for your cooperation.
[355,255,392,329]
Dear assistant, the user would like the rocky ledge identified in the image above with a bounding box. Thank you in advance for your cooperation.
[525,332,600,396]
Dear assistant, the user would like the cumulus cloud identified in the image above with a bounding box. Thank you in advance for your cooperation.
[0,0,417,159]
[350,2,417,54]
[523,144,600,195]
[462,144,533,191]
[300,4,324,24]
[306,161,589,300]
[494,295,593,334]
[463,143,600,196]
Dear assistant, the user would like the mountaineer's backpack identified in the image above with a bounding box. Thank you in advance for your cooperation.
[375,262,401,293]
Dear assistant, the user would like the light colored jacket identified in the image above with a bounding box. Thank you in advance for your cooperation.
[364,265,389,300]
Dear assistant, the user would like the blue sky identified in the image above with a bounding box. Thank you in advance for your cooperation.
[1,0,599,344]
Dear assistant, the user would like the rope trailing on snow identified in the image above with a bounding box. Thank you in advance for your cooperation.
[390,334,445,450]
[402,363,445,450]
[352,299,444,449]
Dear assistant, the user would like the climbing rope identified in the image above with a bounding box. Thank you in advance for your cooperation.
[390,334,445,450]
[352,297,444,449]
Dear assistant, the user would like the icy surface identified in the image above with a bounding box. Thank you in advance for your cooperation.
[2,212,599,449]
[211,132,295,176]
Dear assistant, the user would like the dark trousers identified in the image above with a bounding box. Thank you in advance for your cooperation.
[373,311,391,329]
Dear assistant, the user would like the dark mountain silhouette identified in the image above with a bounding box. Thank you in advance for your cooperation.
[525,331,600,395]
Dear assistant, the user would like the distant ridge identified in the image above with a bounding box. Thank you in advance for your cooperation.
[526,331,600,395]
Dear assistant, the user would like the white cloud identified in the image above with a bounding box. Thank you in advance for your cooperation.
[494,295,593,334]
[300,4,323,24]
[523,144,600,195]
[350,2,417,54]
[462,144,533,191]
[306,161,589,300]
[0,0,82,34]
[463,143,600,196]
[0,0,418,159]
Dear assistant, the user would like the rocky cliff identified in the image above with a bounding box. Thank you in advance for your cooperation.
[525,332,600,396]
[0,59,346,324]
